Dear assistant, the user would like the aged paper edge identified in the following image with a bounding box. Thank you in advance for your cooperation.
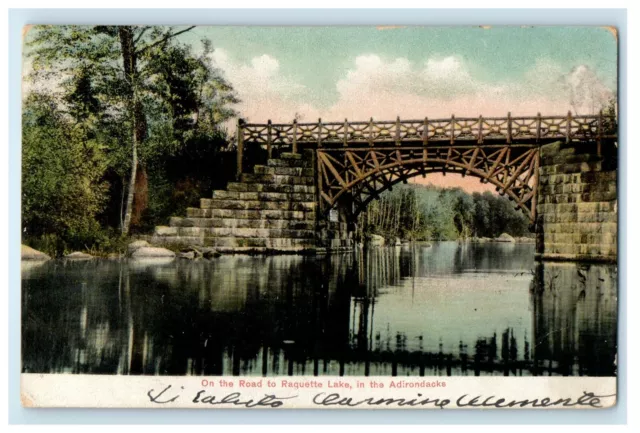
[20,374,617,410]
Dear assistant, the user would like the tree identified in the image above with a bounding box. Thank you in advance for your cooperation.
[22,93,108,253]
[26,25,237,235]
[356,183,532,242]
[452,189,475,239]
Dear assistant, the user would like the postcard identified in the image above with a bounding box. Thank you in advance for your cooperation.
[20,25,618,409]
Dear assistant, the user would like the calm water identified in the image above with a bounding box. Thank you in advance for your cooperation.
[21,242,617,377]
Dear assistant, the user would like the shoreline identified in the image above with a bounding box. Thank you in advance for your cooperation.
[21,234,536,261]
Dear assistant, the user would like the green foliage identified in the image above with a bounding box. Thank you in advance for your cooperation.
[22,93,109,256]
[356,184,532,242]
[23,25,239,252]
[470,191,530,238]
[602,97,617,136]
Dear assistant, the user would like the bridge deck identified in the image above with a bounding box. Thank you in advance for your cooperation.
[240,113,615,148]
[237,112,616,177]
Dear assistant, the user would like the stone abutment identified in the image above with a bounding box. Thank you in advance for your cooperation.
[535,141,617,263]
[152,142,617,261]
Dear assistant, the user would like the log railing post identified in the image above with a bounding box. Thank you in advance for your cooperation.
[450,114,455,145]
[267,119,273,159]
[566,111,572,143]
[236,118,244,180]
[506,112,512,144]
[344,118,349,147]
[423,117,428,146]
[292,119,298,154]
[317,118,323,148]
[597,109,603,156]
[478,115,483,144]
[536,112,541,142]
[395,116,401,146]
[368,117,374,146]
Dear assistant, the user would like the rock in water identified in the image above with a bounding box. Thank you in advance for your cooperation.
[130,246,176,259]
[64,251,94,260]
[496,233,516,243]
[127,240,150,254]
[178,251,195,260]
[201,247,221,259]
[21,245,51,261]
[517,236,535,243]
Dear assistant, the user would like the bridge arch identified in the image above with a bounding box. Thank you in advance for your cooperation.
[316,146,540,223]
[339,164,525,219]
[239,113,616,229]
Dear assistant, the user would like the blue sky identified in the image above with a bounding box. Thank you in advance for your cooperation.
[177,26,617,122]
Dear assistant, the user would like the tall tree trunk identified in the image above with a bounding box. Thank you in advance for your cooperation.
[131,166,149,226]
[119,26,145,235]
[122,126,138,235]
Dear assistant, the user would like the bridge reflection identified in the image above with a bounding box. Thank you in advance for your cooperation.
[21,244,616,377]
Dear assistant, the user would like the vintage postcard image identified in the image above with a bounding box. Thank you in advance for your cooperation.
[20,25,618,409]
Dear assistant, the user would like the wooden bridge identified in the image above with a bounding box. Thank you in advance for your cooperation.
[238,112,617,222]
[154,110,616,261]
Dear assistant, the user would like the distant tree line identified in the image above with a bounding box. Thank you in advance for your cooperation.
[22,25,239,256]
[355,184,533,242]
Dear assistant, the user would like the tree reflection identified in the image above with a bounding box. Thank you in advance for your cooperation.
[22,244,617,377]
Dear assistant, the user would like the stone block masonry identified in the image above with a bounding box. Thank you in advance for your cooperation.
[151,139,616,258]
[535,141,617,262]
[152,152,318,253]
[152,150,353,254]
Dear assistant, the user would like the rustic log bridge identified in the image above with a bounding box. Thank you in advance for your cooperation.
[154,111,617,262]
[238,112,616,223]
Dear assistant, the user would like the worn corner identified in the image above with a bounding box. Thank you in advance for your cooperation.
[21,391,35,408]
[22,24,33,39]
[601,26,618,43]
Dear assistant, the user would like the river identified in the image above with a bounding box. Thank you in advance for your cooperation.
[21,241,617,377]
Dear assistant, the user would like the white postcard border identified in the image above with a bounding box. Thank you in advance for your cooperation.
[21,374,617,410]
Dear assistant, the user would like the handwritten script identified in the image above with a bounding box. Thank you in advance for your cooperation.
[146,385,615,409]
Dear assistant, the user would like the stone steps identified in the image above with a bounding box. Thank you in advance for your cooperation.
[226,183,315,194]
[169,217,315,230]
[212,190,316,202]
[163,227,316,239]
[267,158,310,168]
[186,208,315,220]
[253,166,315,177]
[152,151,353,254]
[240,173,315,185]
[200,198,316,212]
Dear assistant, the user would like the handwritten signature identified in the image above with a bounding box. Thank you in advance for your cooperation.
[147,385,615,409]
[148,385,296,408]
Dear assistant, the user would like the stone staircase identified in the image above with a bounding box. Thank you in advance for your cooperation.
[152,152,320,253]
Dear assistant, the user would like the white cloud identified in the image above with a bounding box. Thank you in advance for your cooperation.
[562,65,614,115]
[211,50,614,124]
[210,49,311,124]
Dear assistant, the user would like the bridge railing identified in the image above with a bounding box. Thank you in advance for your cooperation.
[236,112,617,177]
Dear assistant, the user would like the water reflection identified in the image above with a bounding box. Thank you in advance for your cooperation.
[21,242,617,376]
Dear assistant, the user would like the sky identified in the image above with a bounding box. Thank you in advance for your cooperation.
[180,26,617,192]
[24,26,618,193]
[180,26,617,121]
